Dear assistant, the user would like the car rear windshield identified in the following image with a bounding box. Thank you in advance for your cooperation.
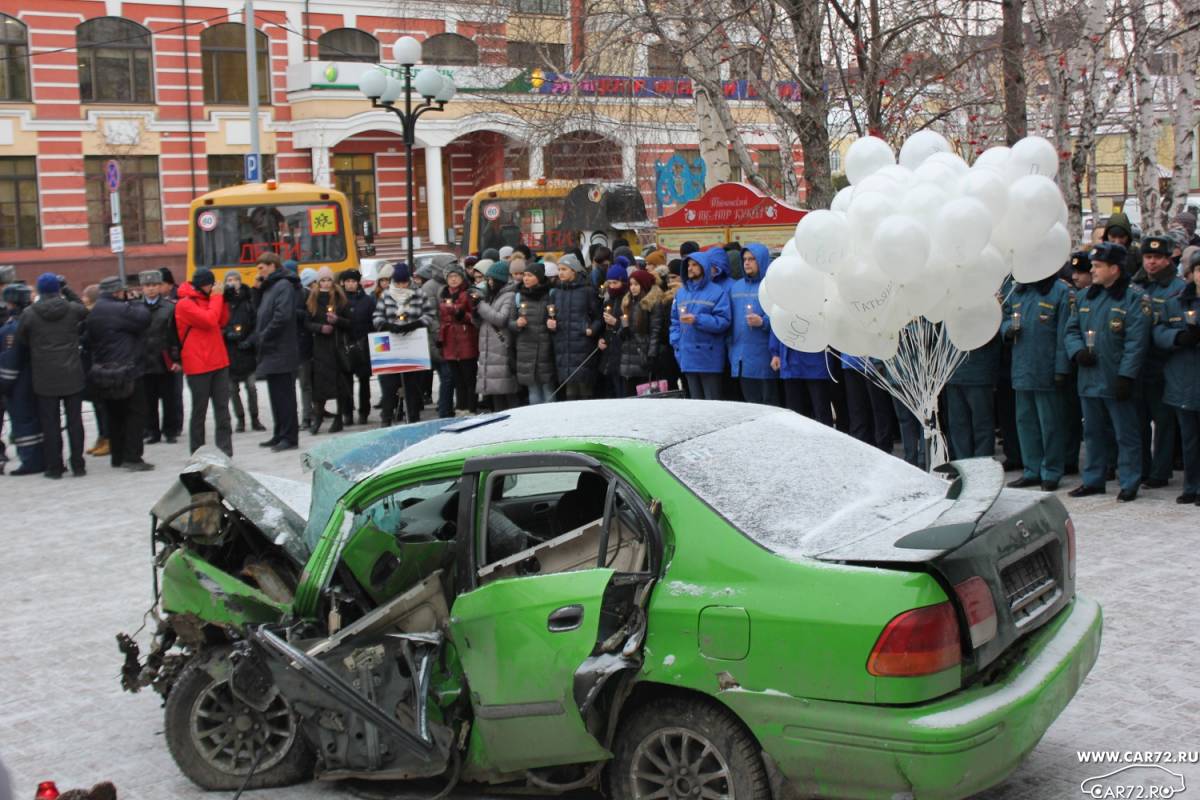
[659,412,951,561]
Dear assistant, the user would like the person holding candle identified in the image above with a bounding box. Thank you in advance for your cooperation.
[221,271,264,434]
[729,243,778,405]
[373,262,435,426]
[597,260,629,397]
[340,268,376,426]
[1064,241,1152,501]
[304,267,351,434]
[549,254,601,401]
[617,268,666,394]
[669,249,732,400]
[1001,269,1072,491]
[509,261,558,404]
[1132,235,1187,489]
[1152,256,1200,504]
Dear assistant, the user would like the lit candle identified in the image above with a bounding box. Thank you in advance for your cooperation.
[234,324,242,333]
[1187,308,1198,326]
[399,313,407,322]
[622,313,629,325]
[1085,329,1096,350]
[605,304,612,315]
[326,304,334,315]
[1010,311,1021,332]
[520,302,528,316]
[547,304,557,318]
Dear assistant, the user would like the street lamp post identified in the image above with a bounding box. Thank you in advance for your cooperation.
[359,36,457,269]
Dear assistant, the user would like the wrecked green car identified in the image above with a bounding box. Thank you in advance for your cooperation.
[120,400,1101,799]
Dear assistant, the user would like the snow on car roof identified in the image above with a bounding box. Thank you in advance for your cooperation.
[660,411,955,561]
[370,399,771,475]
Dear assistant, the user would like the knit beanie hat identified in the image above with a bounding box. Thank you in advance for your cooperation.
[605,263,628,282]
[300,268,318,288]
[630,269,656,293]
[317,266,335,282]
[487,259,512,283]
[282,260,299,274]
[392,261,411,282]
[558,254,583,275]
[191,269,216,289]
[645,250,667,267]
[378,263,394,280]
[481,248,500,261]
[36,272,60,295]
[667,258,684,277]
[680,241,700,258]
[498,246,514,261]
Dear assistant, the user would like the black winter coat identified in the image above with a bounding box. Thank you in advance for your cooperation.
[223,287,258,380]
[305,291,351,403]
[255,270,301,375]
[599,292,624,378]
[16,296,87,396]
[142,298,177,375]
[550,280,600,386]
[507,283,556,387]
[619,286,667,379]
[344,289,376,341]
[84,295,151,379]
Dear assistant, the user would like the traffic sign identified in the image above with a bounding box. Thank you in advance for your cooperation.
[245,153,260,182]
[109,225,124,254]
[109,191,120,225]
[105,159,121,191]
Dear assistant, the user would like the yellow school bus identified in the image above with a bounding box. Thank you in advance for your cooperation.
[461,179,650,259]
[187,180,359,283]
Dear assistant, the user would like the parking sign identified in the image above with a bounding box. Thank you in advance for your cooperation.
[105,159,120,191]
[245,153,260,182]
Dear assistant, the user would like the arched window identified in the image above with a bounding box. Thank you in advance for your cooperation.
[0,15,30,102]
[318,28,378,63]
[423,33,478,66]
[201,23,270,105]
[77,17,153,103]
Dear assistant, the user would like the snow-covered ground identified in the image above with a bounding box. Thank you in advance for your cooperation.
[0,395,1196,800]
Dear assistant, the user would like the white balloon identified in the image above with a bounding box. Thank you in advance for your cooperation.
[847,191,895,242]
[866,328,900,360]
[845,136,896,185]
[914,160,960,193]
[945,296,1002,351]
[971,244,1012,294]
[924,290,954,323]
[826,303,879,354]
[1012,222,1071,283]
[1007,136,1059,181]
[893,276,949,318]
[959,168,1009,220]
[768,256,827,317]
[973,146,1011,172]
[933,197,993,264]
[903,183,951,224]
[854,172,903,196]
[794,210,853,274]
[758,274,774,311]
[925,151,970,176]
[834,262,895,332]
[771,304,829,353]
[876,164,916,186]
[899,130,952,170]
[781,238,799,260]
[831,185,855,213]
[1007,175,1062,240]
[873,216,931,283]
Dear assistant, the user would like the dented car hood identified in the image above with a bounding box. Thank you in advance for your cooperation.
[152,448,313,565]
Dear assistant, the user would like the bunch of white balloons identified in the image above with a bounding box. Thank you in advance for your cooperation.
[761,131,1070,357]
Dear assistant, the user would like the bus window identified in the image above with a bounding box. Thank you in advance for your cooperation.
[193,203,349,268]
[476,197,579,255]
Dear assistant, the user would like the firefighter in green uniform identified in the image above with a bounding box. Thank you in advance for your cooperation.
[1002,270,1072,490]
[1152,263,1200,504]
[1132,234,1186,488]
[1065,242,1152,501]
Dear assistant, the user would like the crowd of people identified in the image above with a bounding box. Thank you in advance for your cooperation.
[0,213,1197,505]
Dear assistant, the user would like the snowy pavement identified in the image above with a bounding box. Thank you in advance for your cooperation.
[0,396,1197,800]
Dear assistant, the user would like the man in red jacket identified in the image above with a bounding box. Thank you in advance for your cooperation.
[175,268,233,456]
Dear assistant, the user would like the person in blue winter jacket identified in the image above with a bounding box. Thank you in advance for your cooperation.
[769,331,834,425]
[670,249,731,399]
[729,243,777,404]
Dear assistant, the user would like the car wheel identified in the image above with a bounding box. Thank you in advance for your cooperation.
[164,647,311,790]
[610,697,770,800]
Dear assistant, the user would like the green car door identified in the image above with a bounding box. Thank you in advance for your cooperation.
[450,568,616,772]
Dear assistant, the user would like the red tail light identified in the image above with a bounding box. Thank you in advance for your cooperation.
[1065,517,1076,580]
[867,601,961,677]
[954,576,998,648]
[35,782,60,800]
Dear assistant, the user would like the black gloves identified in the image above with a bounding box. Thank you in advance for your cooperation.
[1115,376,1133,402]
[1074,350,1098,367]
[1054,373,1068,388]
[1176,327,1200,348]
[388,320,420,334]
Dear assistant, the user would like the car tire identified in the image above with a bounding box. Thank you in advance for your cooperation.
[610,696,770,800]
[164,647,312,790]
